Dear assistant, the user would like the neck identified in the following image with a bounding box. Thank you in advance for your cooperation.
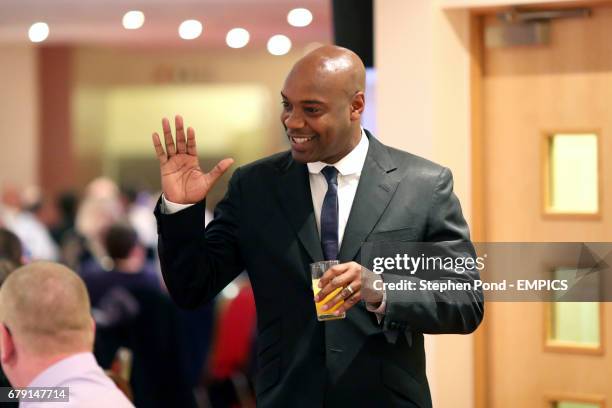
[114,257,142,273]
[323,126,362,164]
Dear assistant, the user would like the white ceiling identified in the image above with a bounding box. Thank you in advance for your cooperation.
[0,0,332,48]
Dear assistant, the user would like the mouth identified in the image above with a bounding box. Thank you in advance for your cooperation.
[289,135,316,145]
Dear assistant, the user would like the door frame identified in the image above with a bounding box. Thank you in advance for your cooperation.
[469,2,612,407]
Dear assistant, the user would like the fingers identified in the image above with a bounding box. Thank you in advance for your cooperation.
[314,262,363,314]
[317,271,353,301]
[152,133,167,165]
[320,281,362,312]
[162,117,176,157]
[186,126,197,156]
[316,263,353,301]
[318,264,349,289]
[329,290,361,315]
[205,158,235,184]
[175,115,187,154]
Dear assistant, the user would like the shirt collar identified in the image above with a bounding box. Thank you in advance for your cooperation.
[28,352,99,387]
[307,128,369,176]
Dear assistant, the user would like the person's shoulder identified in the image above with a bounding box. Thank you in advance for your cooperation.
[373,137,448,181]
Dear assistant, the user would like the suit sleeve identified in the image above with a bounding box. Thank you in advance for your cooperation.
[154,168,245,309]
[383,167,484,335]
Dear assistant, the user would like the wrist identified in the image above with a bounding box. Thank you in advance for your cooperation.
[163,193,190,205]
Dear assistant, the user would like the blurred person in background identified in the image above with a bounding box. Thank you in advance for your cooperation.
[0,227,23,407]
[84,224,198,407]
[83,222,160,306]
[50,190,79,245]
[0,184,58,261]
[50,191,83,271]
[120,186,158,252]
[0,259,19,286]
[0,261,134,407]
[75,177,124,274]
[22,186,61,237]
[0,228,24,270]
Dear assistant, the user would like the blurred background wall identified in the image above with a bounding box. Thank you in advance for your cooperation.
[0,46,38,188]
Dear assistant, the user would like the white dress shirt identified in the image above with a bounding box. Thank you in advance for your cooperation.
[22,352,134,408]
[162,128,385,316]
[306,129,368,247]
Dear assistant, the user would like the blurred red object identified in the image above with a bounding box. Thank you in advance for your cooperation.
[210,283,256,380]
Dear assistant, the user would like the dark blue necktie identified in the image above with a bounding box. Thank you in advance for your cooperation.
[320,166,339,261]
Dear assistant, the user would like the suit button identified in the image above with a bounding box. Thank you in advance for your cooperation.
[390,322,398,329]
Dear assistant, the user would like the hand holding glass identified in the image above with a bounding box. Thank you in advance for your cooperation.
[310,260,346,321]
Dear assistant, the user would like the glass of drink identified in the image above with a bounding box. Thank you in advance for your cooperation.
[310,260,346,321]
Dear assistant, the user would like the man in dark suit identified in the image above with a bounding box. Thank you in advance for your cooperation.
[152,45,483,407]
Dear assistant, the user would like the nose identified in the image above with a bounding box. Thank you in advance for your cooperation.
[283,109,304,130]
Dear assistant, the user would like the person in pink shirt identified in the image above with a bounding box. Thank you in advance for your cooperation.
[0,261,133,407]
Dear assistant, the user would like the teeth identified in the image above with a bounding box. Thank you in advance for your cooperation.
[291,136,313,144]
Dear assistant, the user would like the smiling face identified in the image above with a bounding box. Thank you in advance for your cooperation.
[280,46,365,164]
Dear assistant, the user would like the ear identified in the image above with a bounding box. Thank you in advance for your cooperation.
[350,92,365,121]
[0,323,15,364]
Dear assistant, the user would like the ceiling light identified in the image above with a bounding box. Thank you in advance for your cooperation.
[28,22,49,43]
[226,28,250,49]
[122,11,145,30]
[179,19,203,40]
[267,35,292,56]
[287,8,313,27]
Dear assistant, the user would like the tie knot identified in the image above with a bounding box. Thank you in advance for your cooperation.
[321,166,338,185]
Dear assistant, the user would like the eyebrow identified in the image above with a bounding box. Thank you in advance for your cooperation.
[280,92,325,105]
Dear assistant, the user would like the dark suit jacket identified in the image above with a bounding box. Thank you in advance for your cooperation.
[155,130,484,408]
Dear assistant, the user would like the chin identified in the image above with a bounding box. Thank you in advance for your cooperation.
[290,150,308,163]
[290,150,317,164]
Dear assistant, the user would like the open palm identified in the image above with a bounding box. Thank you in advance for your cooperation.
[152,115,234,204]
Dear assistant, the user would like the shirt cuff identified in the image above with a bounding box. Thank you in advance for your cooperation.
[365,290,387,324]
[161,195,196,214]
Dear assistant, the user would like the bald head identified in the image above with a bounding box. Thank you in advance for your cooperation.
[288,45,366,100]
[0,262,93,356]
[281,46,367,164]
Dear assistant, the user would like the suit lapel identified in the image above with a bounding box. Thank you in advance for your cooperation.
[326,132,401,383]
[274,155,324,263]
[338,131,400,262]
[273,131,399,264]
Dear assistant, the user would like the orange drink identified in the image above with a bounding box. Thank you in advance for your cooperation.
[310,260,346,321]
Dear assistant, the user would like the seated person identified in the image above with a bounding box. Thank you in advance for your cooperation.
[0,261,133,407]
[83,223,160,307]
[85,224,196,407]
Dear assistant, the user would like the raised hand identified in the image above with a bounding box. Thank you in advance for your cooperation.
[152,115,234,204]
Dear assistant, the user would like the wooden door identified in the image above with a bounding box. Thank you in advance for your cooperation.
[479,4,612,407]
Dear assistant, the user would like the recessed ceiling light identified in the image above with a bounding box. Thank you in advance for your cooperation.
[287,8,313,27]
[226,28,250,49]
[179,19,203,40]
[122,11,145,30]
[267,35,292,56]
[28,22,49,43]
